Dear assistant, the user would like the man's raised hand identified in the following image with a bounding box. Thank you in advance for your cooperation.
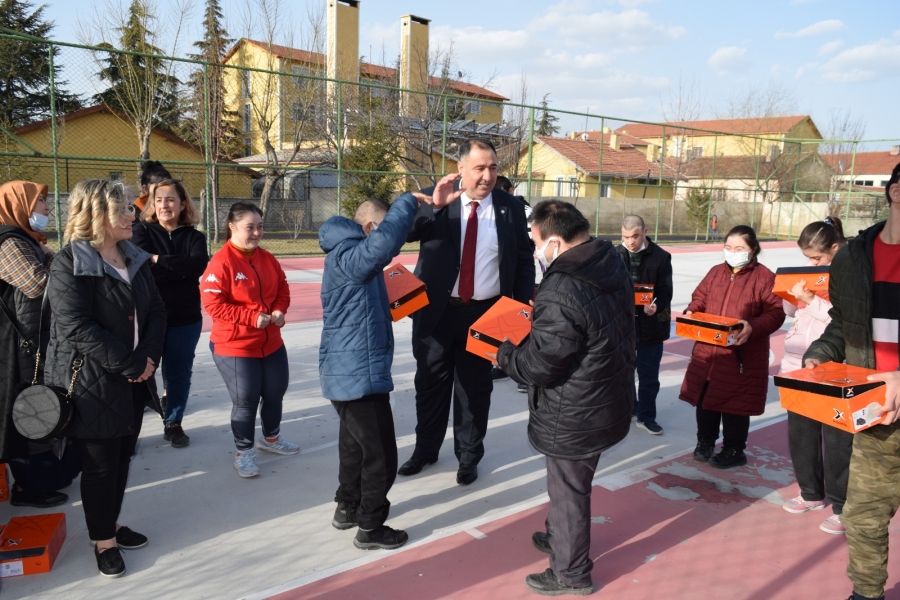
[431,173,464,209]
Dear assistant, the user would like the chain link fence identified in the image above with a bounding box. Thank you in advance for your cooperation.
[1,30,897,254]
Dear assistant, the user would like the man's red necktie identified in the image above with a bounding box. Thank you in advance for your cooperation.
[458,201,479,302]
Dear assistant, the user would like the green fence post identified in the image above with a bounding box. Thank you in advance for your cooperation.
[845,142,857,223]
[441,95,448,176]
[336,81,343,215]
[526,107,535,205]
[48,43,62,246]
[706,134,719,243]
[202,63,213,254]
[752,137,762,230]
[596,118,605,237]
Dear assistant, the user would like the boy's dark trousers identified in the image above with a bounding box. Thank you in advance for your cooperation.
[331,393,398,529]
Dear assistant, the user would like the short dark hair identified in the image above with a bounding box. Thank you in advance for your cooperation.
[621,214,645,230]
[531,200,590,243]
[225,201,263,239]
[459,138,496,161]
[886,161,900,205]
[495,176,513,193]
[140,160,171,187]
[724,224,761,260]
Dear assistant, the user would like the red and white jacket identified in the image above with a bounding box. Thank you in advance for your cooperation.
[201,242,290,358]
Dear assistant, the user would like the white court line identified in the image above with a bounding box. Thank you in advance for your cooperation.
[299,440,339,454]
[242,414,790,600]
[466,528,487,540]
[72,471,205,507]
[663,351,692,359]
[491,453,544,474]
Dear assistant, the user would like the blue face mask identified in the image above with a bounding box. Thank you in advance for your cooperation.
[28,212,49,231]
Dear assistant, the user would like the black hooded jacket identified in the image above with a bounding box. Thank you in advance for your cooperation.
[616,238,673,344]
[498,237,636,460]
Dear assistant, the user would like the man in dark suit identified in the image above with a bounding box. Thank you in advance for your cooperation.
[400,138,535,485]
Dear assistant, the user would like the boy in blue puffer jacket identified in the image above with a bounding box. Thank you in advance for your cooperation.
[318,178,460,550]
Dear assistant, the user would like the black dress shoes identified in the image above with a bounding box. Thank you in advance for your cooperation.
[531,531,553,554]
[398,454,437,476]
[456,463,478,485]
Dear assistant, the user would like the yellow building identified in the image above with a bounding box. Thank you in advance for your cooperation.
[616,116,822,160]
[9,104,256,197]
[519,134,676,201]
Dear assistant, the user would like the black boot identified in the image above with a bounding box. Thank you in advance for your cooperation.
[709,447,747,469]
[332,502,359,530]
[524,568,592,596]
[693,441,715,462]
[353,525,409,550]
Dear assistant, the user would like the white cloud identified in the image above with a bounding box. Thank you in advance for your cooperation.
[707,46,751,75]
[429,26,532,66]
[775,20,844,39]
[818,40,844,56]
[530,3,686,51]
[820,38,900,83]
[795,62,819,78]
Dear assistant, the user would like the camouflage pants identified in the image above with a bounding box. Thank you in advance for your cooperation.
[844,421,900,598]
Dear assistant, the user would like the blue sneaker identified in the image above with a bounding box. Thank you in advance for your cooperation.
[234,449,260,478]
[256,436,300,455]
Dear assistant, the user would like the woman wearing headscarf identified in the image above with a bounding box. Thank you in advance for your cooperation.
[0,181,80,508]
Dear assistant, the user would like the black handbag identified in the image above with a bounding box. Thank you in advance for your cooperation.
[0,291,80,442]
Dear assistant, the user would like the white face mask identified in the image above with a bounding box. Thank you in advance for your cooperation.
[28,212,49,231]
[723,249,750,268]
[536,237,560,269]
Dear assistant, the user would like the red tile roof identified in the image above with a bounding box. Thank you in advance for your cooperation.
[226,39,508,101]
[571,131,650,147]
[616,116,813,139]
[535,136,674,180]
[823,151,900,176]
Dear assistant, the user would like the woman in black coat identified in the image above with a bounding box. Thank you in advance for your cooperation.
[131,179,208,448]
[46,179,166,578]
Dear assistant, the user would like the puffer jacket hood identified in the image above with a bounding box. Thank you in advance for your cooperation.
[498,237,636,460]
[318,193,419,401]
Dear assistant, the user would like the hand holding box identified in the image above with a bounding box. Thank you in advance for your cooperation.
[466,297,532,360]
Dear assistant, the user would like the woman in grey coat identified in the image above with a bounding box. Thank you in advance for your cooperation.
[46,180,166,578]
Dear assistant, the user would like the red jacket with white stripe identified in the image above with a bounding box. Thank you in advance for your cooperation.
[201,242,291,358]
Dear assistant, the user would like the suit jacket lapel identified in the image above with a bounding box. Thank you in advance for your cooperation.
[448,190,462,262]
[493,192,508,265]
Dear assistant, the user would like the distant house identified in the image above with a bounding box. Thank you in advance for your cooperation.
[823,147,900,190]
[518,132,676,201]
[616,116,823,160]
[10,104,256,197]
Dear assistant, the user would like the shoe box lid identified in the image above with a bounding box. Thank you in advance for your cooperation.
[773,266,830,307]
[0,513,67,578]
[383,264,429,322]
[634,283,655,306]
[675,312,744,347]
[775,362,885,433]
[467,296,532,360]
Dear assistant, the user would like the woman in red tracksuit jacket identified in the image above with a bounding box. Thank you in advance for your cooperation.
[679,225,785,469]
[201,202,298,479]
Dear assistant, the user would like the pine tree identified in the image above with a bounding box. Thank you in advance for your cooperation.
[685,185,712,241]
[535,93,559,136]
[93,0,181,156]
[182,0,239,239]
[343,118,400,216]
[0,0,81,128]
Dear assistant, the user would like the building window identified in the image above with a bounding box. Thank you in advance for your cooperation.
[109,172,122,182]
[686,146,703,159]
[243,137,252,158]
[673,138,682,158]
[568,176,578,197]
[466,100,482,115]
[554,176,565,197]
[241,71,252,98]
[881,180,889,187]
[600,183,610,198]
[743,189,751,201]
[713,189,726,202]
[291,101,303,122]
[243,103,252,133]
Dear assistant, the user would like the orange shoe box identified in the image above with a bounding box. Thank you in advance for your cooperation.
[775,362,885,433]
[384,264,429,322]
[635,284,655,306]
[773,266,830,306]
[675,312,744,347]
[0,513,66,578]
[466,297,532,360]
[0,463,7,503]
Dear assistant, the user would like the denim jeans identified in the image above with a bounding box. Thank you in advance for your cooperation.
[161,321,203,425]
[634,341,664,423]
[212,344,289,451]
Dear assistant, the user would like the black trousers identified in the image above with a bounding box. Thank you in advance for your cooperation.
[545,454,601,588]
[412,302,494,466]
[332,394,397,530]
[74,384,146,541]
[695,384,750,451]
[787,410,853,514]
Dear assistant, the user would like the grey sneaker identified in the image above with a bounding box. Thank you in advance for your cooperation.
[256,436,300,455]
[234,449,261,478]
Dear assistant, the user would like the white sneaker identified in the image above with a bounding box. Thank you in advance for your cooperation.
[234,449,261,478]
[256,436,300,456]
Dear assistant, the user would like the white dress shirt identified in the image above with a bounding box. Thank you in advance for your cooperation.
[452,192,501,300]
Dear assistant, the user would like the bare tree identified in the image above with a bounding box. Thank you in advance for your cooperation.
[660,74,705,234]
[820,108,866,158]
[496,70,530,185]
[78,0,191,161]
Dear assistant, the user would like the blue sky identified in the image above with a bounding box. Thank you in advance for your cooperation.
[40,0,900,143]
